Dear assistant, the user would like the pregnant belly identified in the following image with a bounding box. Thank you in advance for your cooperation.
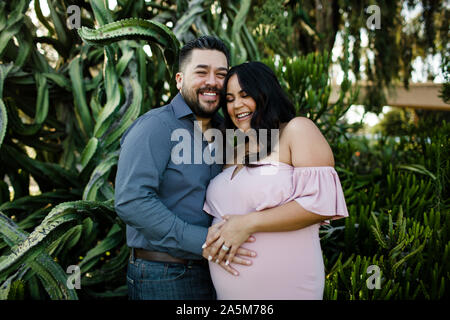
[209,220,325,300]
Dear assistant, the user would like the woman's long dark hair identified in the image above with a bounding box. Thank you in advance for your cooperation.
[221,61,296,165]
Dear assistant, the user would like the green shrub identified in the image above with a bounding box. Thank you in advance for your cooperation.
[0,0,448,300]
[320,117,449,299]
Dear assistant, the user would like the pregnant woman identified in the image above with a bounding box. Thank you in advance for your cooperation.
[202,62,349,299]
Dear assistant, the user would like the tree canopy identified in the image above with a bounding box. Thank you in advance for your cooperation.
[247,0,448,113]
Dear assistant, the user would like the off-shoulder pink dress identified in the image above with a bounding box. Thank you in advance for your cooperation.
[203,161,349,300]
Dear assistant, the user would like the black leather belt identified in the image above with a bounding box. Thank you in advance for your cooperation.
[133,248,207,266]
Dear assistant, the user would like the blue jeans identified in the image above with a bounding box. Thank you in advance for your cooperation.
[127,250,216,300]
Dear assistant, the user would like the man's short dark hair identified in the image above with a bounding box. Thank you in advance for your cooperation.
[179,36,230,71]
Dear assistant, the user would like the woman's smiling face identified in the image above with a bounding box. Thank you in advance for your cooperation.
[226,74,257,132]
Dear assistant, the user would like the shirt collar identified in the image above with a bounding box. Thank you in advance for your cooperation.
[171,93,194,119]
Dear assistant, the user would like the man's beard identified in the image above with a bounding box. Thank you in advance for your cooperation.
[181,86,220,118]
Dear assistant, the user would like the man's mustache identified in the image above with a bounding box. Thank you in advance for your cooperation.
[197,87,220,94]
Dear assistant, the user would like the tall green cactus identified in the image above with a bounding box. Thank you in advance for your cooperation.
[0,0,448,300]
[0,0,182,299]
[78,18,179,74]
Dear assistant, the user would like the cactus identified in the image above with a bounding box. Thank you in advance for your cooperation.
[0,0,448,300]
[78,18,179,75]
[0,0,181,299]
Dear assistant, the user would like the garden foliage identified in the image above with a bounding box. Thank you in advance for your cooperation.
[0,0,448,300]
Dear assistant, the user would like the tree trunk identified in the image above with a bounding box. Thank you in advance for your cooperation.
[314,0,340,53]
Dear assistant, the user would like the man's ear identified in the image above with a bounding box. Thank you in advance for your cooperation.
[175,72,183,91]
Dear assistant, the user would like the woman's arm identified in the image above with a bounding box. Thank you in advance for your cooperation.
[205,117,336,266]
[239,116,335,232]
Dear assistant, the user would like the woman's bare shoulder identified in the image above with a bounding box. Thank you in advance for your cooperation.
[284,116,317,132]
[283,117,335,167]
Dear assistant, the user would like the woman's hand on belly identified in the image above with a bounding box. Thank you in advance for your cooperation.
[202,218,256,276]
[203,214,255,267]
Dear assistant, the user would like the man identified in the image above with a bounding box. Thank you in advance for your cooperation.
[115,36,254,300]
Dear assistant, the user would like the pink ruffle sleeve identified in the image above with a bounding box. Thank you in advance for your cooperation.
[289,166,349,224]
[203,200,218,218]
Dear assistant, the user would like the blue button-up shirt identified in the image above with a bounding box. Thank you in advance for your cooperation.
[114,93,223,260]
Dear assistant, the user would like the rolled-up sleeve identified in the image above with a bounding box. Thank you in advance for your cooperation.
[114,115,208,255]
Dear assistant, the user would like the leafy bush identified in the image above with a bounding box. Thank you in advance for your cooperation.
[320,117,449,299]
[0,0,179,299]
[0,0,448,300]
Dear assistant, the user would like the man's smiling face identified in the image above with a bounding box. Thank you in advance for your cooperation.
[176,49,228,118]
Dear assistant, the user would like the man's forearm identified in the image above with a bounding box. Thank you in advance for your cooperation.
[115,195,208,255]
